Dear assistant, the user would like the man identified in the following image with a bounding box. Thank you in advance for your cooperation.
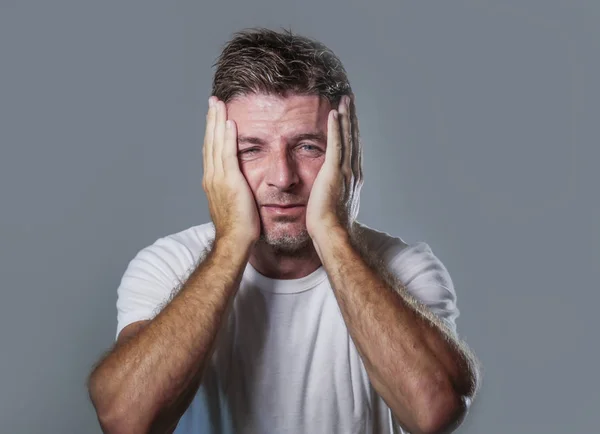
[87,27,480,434]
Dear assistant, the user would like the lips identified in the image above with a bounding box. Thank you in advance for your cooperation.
[261,204,305,215]
[262,204,304,208]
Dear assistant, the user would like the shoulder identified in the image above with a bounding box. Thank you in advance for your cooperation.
[129,222,216,273]
[351,221,446,282]
[115,222,216,340]
[351,221,459,332]
[117,221,217,302]
[158,221,216,257]
[350,221,410,260]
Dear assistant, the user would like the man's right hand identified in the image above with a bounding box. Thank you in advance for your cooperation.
[202,96,260,246]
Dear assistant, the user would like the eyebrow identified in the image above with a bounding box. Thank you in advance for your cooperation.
[237,132,326,145]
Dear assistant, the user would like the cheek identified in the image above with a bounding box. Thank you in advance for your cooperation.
[238,163,261,192]
[304,159,325,184]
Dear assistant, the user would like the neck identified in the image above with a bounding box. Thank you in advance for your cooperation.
[248,240,322,280]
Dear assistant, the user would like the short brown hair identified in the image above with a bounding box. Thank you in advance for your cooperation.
[211,27,353,109]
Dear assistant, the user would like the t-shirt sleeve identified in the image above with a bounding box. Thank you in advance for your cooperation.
[378,239,462,433]
[379,240,460,337]
[115,235,199,341]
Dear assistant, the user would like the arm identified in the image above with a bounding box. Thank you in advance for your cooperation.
[87,236,251,434]
[88,95,259,434]
[312,225,480,434]
[306,95,480,434]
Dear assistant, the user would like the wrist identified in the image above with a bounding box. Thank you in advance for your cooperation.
[213,234,254,263]
[310,223,349,251]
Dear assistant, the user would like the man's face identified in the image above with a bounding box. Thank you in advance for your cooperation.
[226,92,332,254]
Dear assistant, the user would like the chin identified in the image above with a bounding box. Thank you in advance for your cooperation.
[260,222,311,250]
[263,222,305,238]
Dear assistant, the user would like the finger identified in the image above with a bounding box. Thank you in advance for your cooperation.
[338,96,352,178]
[348,94,363,183]
[204,97,216,178]
[326,109,342,168]
[222,118,239,172]
[213,100,226,175]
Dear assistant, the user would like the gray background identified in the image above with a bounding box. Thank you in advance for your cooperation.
[1,0,597,433]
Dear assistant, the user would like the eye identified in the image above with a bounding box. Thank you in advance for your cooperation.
[239,148,259,155]
[298,143,321,152]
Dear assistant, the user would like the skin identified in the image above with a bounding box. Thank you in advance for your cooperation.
[206,92,361,279]
[205,93,477,433]
[86,91,476,434]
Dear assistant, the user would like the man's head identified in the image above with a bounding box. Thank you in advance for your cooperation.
[211,28,359,255]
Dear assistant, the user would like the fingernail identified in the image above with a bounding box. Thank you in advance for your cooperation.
[208,97,214,108]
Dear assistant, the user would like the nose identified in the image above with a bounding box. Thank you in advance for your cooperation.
[265,148,299,190]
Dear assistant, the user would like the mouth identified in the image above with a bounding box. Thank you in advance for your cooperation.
[261,204,305,215]
[262,204,304,208]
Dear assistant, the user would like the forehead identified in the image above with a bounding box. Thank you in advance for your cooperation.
[225,93,332,142]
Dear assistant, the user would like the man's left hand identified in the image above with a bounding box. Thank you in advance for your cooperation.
[306,94,363,241]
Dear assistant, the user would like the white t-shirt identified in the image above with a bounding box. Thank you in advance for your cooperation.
[115,222,460,434]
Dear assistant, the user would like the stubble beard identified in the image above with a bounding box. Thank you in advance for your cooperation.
[258,217,313,257]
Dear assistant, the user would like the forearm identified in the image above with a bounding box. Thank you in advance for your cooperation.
[89,236,251,434]
[314,226,478,433]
